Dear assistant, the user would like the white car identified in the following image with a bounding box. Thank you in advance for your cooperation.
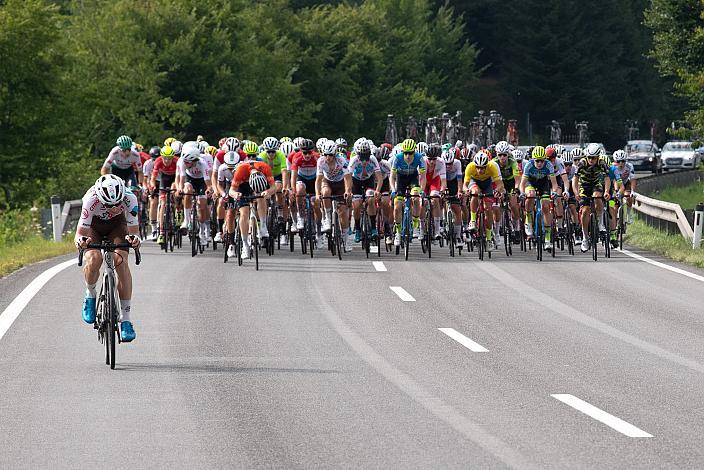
[661,141,700,170]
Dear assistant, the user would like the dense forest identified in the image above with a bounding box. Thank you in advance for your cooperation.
[0,0,701,210]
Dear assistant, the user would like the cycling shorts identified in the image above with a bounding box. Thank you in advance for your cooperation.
[352,177,375,196]
[396,173,419,196]
[112,166,137,188]
[86,213,129,248]
[525,178,551,199]
[186,175,207,196]
[296,177,316,195]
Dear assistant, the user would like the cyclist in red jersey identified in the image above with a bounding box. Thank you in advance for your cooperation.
[290,139,321,232]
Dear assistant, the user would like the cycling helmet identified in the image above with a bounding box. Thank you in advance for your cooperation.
[555,144,565,156]
[196,135,204,142]
[262,136,279,151]
[218,137,227,149]
[495,141,511,155]
[164,137,176,147]
[134,143,144,152]
[280,141,295,156]
[316,138,327,151]
[116,135,133,150]
[460,147,472,160]
[474,151,490,167]
[441,150,454,164]
[280,136,292,142]
[416,141,429,156]
[570,147,583,159]
[161,145,175,158]
[335,137,348,149]
[224,151,240,168]
[442,143,453,152]
[243,141,259,156]
[511,149,524,161]
[376,145,391,160]
[148,146,161,159]
[467,143,478,156]
[400,139,416,153]
[532,146,547,160]
[321,140,338,156]
[182,141,199,156]
[562,151,573,164]
[224,137,240,153]
[585,143,601,157]
[249,171,269,194]
[545,147,557,159]
[300,138,315,152]
[206,145,217,156]
[613,149,626,162]
[427,143,442,159]
[454,140,465,149]
[94,174,125,206]
[171,140,183,155]
[507,144,515,152]
[182,147,200,163]
[293,137,305,150]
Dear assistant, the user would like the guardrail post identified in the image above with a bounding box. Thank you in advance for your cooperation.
[51,195,62,242]
[693,203,704,249]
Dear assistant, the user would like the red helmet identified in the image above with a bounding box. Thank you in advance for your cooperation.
[546,147,557,158]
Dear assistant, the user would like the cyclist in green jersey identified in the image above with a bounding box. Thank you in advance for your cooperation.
[258,137,290,240]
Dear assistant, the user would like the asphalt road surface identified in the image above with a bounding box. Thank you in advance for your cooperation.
[2,235,704,469]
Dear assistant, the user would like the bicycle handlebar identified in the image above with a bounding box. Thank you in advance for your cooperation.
[78,242,141,267]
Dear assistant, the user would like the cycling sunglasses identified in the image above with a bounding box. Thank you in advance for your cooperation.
[403,151,414,155]
[302,150,311,155]
[475,165,487,170]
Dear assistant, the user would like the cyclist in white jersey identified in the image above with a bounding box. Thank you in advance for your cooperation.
[177,147,213,241]
[102,135,144,188]
[316,142,352,245]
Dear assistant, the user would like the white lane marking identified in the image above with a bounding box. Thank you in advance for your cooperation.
[389,286,415,301]
[372,261,387,272]
[438,328,489,352]
[313,286,534,469]
[551,394,653,438]
[619,248,704,283]
[0,259,75,342]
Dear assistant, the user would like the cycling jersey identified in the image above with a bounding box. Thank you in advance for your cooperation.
[201,153,214,175]
[231,161,275,188]
[378,159,392,180]
[614,162,634,182]
[391,152,426,176]
[143,159,156,182]
[548,157,566,176]
[217,163,234,184]
[103,146,143,172]
[317,155,349,182]
[79,187,139,228]
[348,155,380,180]
[445,160,463,182]
[176,157,209,179]
[257,150,287,177]
[152,157,179,178]
[424,157,447,180]
[464,161,501,183]
[521,160,555,181]
[497,159,521,181]
[290,151,320,180]
[574,158,610,186]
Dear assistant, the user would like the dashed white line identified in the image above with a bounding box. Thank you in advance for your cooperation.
[438,328,489,352]
[389,286,415,301]
[551,394,653,438]
[619,248,704,283]
[373,261,387,272]
[0,259,75,342]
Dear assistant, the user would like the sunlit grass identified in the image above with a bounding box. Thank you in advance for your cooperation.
[626,219,704,269]
[0,236,74,278]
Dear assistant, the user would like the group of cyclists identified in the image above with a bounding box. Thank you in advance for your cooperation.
[74,133,638,342]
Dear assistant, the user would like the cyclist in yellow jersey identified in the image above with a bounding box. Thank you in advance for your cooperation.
[463,151,505,248]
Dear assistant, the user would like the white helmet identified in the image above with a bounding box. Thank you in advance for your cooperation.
[321,140,338,156]
[454,140,464,149]
[416,141,429,156]
[94,174,125,206]
[224,137,240,153]
[467,143,478,156]
[511,149,524,161]
[262,136,279,151]
[316,138,327,151]
[170,140,183,155]
[182,140,199,156]
[224,151,239,168]
[183,147,200,162]
[613,149,627,162]
[507,144,515,153]
[335,137,348,148]
[249,171,268,194]
[293,137,305,150]
[280,141,295,156]
[585,143,601,157]
[570,147,583,159]
[554,144,565,156]
[562,151,573,164]
[473,151,490,167]
[441,150,455,164]
[495,141,511,155]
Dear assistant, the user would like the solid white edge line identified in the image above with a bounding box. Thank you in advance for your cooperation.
[551,394,653,438]
[389,286,415,301]
[0,259,75,342]
[438,328,489,352]
[372,261,387,272]
[619,248,704,283]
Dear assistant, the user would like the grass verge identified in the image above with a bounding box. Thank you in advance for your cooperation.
[0,236,75,278]
[650,179,704,209]
[625,219,704,269]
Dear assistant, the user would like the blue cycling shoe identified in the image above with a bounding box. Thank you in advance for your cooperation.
[120,321,136,342]
[82,297,96,324]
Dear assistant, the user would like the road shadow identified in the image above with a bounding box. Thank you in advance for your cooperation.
[117,362,340,375]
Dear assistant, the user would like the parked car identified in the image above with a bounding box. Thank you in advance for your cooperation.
[661,141,700,170]
[624,140,662,173]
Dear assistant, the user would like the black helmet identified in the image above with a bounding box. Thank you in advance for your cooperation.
[149,146,161,159]
[427,143,442,159]
[300,138,315,152]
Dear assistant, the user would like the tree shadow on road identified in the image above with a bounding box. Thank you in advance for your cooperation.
[117,362,340,375]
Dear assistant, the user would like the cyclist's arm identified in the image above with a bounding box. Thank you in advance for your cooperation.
[389,170,397,193]
[550,175,560,193]
[211,165,219,192]
[418,170,427,192]
[291,170,298,189]
[344,173,353,194]
[519,175,528,193]
[375,170,383,193]
[560,173,569,190]
[282,169,290,192]
[315,174,323,197]
[571,175,580,198]
[440,176,447,192]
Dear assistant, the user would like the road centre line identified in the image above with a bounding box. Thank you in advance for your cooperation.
[0,259,75,342]
[551,394,653,438]
[373,261,387,272]
[438,328,489,352]
[619,248,704,283]
[389,286,415,301]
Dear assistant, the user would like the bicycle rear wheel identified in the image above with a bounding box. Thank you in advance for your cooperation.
[404,216,411,261]
[334,212,342,261]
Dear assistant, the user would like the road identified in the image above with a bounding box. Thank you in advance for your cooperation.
[2,237,704,469]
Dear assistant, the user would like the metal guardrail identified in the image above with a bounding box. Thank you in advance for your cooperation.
[632,192,694,241]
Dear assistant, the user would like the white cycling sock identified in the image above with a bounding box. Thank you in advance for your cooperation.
[120,299,131,322]
[85,282,97,298]
[582,229,589,240]
[434,217,441,232]
[455,224,462,238]
[184,208,192,223]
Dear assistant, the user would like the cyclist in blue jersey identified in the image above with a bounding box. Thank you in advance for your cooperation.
[519,146,560,251]
[389,139,427,246]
